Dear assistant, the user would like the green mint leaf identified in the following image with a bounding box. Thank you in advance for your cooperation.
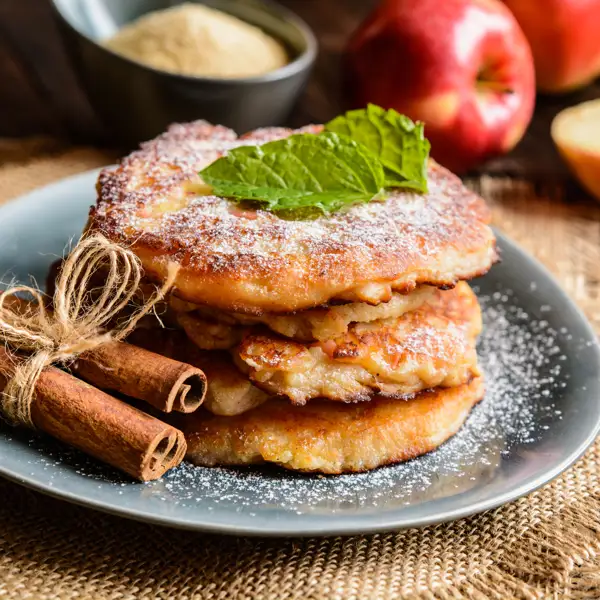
[200,132,385,213]
[324,104,430,192]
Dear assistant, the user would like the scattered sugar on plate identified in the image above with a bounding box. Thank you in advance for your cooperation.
[3,288,589,515]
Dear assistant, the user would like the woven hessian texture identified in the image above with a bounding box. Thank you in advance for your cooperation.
[0,143,599,600]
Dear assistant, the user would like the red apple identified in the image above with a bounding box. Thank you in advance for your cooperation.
[344,0,536,173]
[503,0,600,93]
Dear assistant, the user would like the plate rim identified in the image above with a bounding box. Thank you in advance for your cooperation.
[0,170,599,537]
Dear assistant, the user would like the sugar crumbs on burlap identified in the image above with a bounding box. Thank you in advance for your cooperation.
[5,285,588,515]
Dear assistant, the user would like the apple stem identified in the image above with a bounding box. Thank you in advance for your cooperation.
[476,75,515,94]
[477,65,514,95]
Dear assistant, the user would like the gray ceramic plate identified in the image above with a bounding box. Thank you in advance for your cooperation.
[0,170,599,537]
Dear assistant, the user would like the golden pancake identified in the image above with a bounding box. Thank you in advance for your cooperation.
[171,285,437,343]
[182,377,485,474]
[90,121,497,315]
[175,311,245,350]
[236,283,481,404]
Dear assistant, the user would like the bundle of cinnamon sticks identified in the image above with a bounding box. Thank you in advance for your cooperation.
[0,338,206,481]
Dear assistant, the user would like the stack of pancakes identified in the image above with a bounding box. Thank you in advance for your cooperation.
[89,122,498,474]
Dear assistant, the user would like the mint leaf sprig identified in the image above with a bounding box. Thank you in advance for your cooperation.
[201,133,385,213]
[199,106,430,215]
[325,104,430,193]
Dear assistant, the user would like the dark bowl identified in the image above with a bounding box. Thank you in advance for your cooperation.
[51,0,317,146]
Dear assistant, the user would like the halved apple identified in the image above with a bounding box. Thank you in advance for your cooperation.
[552,100,600,201]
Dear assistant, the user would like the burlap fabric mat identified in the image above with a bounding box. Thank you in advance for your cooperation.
[0,141,599,600]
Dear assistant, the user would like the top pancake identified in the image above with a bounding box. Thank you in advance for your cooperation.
[89,121,497,314]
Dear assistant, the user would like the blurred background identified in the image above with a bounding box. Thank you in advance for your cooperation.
[2,0,600,187]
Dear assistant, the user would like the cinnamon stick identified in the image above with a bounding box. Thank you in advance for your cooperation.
[7,293,207,414]
[72,341,207,413]
[0,347,186,481]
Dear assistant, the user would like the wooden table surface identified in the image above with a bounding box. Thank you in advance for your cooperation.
[1,0,600,182]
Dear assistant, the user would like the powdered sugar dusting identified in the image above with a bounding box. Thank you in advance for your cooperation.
[90,121,496,314]
[6,288,583,515]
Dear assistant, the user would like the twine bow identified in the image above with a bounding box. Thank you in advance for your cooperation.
[0,234,178,428]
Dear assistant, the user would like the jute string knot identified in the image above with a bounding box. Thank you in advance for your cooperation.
[0,233,178,428]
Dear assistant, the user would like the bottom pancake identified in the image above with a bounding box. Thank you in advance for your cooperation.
[182,377,485,474]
